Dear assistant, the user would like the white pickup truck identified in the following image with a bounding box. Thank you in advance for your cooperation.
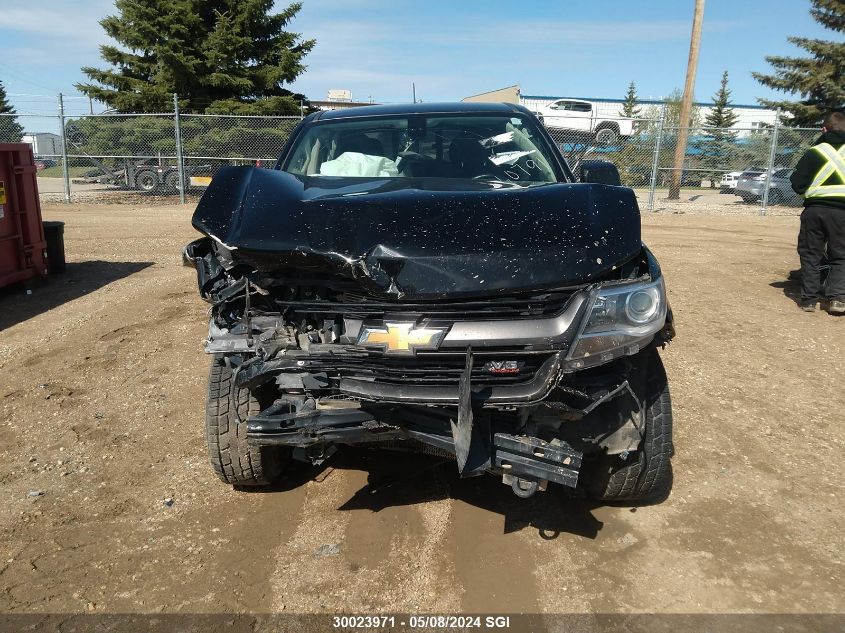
[532,98,635,144]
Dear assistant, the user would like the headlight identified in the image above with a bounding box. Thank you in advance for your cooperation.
[565,276,667,370]
[625,287,660,323]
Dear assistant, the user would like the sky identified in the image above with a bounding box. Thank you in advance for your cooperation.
[0,0,838,122]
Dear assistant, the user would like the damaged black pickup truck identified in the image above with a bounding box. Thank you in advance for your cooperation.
[184,102,675,501]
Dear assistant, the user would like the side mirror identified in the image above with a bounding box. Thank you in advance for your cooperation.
[579,160,621,186]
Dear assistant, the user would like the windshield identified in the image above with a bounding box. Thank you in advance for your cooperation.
[282,114,561,185]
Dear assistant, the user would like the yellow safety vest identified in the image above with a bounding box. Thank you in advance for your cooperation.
[805,142,845,199]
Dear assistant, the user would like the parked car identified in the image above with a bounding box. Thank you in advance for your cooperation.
[184,102,675,503]
[736,168,801,205]
[719,170,743,193]
[533,98,635,145]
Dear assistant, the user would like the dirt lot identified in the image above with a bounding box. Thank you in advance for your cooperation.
[0,203,842,625]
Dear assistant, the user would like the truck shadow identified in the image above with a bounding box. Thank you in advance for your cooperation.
[0,260,154,331]
[272,448,607,539]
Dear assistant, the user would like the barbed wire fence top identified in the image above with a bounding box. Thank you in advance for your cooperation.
[1,98,823,214]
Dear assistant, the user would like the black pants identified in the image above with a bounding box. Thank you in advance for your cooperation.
[797,204,845,301]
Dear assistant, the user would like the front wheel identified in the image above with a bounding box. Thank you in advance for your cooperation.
[582,349,673,502]
[594,125,619,146]
[206,356,285,486]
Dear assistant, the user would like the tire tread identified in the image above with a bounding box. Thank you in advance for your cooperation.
[588,350,674,502]
[206,357,281,485]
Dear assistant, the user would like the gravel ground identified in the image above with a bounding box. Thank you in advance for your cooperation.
[0,203,841,629]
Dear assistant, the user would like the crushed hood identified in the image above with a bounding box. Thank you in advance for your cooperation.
[192,166,642,299]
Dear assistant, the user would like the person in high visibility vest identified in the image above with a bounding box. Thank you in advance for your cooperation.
[790,111,845,314]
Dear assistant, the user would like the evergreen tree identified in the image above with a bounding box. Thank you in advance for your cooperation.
[699,71,739,187]
[614,82,649,186]
[704,71,739,129]
[0,80,24,143]
[753,0,845,126]
[619,81,641,118]
[76,0,315,114]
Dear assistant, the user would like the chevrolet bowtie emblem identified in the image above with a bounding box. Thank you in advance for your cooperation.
[357,322,447,354]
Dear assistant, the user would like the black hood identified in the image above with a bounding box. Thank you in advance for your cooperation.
[191,166,642,299]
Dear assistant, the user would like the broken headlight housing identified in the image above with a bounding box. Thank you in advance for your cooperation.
[564,276,666,370]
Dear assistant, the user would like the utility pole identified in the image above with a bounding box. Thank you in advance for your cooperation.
[58,93,70,204]
[412,83,416,104]
[173,93,186,205]
[668,0,705,200]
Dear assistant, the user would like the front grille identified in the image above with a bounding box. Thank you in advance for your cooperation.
[296,352,554,387]
[274,289,580,322]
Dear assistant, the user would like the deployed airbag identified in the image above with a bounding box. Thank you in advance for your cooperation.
[319,152,400,178]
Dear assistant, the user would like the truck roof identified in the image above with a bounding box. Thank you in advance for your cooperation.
[313,101,530,121]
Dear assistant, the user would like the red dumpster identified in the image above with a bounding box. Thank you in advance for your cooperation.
[0,143,48,289]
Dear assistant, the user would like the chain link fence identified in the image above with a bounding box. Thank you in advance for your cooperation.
[543,110,820,214]
[0,99,823,214]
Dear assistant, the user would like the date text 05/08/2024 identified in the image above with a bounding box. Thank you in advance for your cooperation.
[332,615,512,629]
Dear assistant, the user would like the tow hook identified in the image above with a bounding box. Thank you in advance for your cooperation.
[493,433,582,495]
[503,473,547,498]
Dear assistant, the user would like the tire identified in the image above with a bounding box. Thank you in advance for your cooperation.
[164,171,182,193]
[767,189,783,205]
[594,124,619,146]
[582,349,673,502]
[206,355,284,486]
[134,170,159,192]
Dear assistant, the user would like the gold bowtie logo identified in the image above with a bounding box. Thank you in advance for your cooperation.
[357,323,447,354]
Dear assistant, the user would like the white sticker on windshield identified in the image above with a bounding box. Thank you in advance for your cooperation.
[479,131,514,148]
[488,150,536,166]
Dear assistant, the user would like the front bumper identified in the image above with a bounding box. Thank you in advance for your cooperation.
[247,403,583,489]
[242,344,658,491]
